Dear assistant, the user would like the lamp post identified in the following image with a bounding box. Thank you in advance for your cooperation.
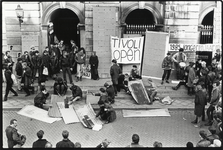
[15,5,24,27]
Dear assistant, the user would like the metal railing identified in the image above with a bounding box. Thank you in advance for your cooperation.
[124,24,156,34]
[199,25,213,44]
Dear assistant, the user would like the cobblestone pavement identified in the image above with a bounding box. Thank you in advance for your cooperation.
[3,110,211,148]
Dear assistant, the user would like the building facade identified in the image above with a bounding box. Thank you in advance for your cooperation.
[2,1,222,78]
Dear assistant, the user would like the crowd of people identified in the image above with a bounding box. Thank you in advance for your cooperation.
[5,118,222,148]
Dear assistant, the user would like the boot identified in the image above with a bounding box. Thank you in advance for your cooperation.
[191,118,198,124]
[161,80,164,84]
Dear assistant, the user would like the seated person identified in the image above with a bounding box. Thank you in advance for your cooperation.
[117,74,131,94]
[68,83,82,105]
[53,77,67,96]
[98,88,109,104]
[104,82,115,104]
[34,86,51,110]
[96,100,116,124]
[129,65,142,81]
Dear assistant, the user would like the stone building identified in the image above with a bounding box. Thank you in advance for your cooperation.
[2,1,222,78]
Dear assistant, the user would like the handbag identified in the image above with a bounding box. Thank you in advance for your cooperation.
[43,67,49,75]
[11,74,18,85]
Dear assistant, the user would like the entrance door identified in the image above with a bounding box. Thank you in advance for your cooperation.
[50,9,80,46]
[142,31,169,78]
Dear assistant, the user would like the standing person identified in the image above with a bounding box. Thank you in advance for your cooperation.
[48,21,55,45]
[192,84,207,128]
[56,130,74,148]
[41,50,51,81]
[21,51,32,68]
[110,59,122,96]
[5,51,14,72]
[31,51,43,83]
[50,51,59,79]
[129,65,142,81]
[69,46,77,75]
[89,52,99,80]
[5,119,26,148]
[21,62,32,97]
[187,62,196,96]
[15,58,23,91]
[205,80,220,126]
[32,130,48,148]
[58,40,65,56]
[3,64,18,101]
[195,58,202,77]
[126,134,144,148]
[60,51,73,84]
[172,48,187,80]
[75,47,86,82]
[161,52,173,84]
[70,40,78,54]
[50,44,60,61]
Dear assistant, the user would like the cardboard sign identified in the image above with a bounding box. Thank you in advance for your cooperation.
[111,36,144,64]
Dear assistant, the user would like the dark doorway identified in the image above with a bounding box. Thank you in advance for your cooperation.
[50,9,80,47]
[125,9,156,34]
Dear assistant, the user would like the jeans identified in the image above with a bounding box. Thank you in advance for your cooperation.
[162,69,171,81]
[62,67,73,84]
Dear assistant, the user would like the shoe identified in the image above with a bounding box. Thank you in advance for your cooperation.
[191,120,197,124]
[4,98,7,101]
[76,77,79,82]
[25,94,30,97]
[13,93,18,96]
[166,80,169,83]
[161,81,164,84]
[205,121,212,126]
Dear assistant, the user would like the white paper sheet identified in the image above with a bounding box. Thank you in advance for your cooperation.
[122,109,171,117]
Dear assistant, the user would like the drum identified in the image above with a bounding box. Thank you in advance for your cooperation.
[179,62,186,68]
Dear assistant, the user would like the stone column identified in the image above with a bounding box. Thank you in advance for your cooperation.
[213,1,222,45]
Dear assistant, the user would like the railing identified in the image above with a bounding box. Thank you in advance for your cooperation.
[199,25,213,44]
[125,24,157,34]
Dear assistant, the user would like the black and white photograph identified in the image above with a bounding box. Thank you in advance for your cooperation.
[2,1,222,148]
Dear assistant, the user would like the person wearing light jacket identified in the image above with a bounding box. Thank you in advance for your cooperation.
[75,47,86,82]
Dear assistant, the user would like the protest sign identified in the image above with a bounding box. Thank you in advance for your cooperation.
[111,36,144,64]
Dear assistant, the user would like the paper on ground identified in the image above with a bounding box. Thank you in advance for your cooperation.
[17,105,61,123]
[122,108,171,117]
[172,80,180,84]
[57,102,80,124]
[48,95,66,118]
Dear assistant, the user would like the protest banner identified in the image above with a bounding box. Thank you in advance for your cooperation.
[111,36,144,64]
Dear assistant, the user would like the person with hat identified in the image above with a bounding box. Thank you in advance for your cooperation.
[75,47,86,82]
[68,83,83,105]
[161,52,173,84]
[172,48,187,80]
[15,57,23,91]
[110,59,122,96]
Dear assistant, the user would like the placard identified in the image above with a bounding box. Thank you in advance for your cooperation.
[111,36,144,64]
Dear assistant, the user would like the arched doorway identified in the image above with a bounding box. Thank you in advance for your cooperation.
[50,9,80,47]
[125,9,155,34]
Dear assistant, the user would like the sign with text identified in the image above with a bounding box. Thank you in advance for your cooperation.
[169,43,221,52]
[111,36,144,64]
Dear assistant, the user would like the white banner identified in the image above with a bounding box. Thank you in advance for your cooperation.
[169,43,221,52]
[111,36,144,64]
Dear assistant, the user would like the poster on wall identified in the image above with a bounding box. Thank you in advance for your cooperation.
[111,36,144,64]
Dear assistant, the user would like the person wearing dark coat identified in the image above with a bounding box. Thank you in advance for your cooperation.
[192,84,206,128]
[50,44,60,62]
[53,77,68,96]
[5,119,26,148]
[68,49,77,75]
[104,82,115,104]
[60,51,73,84]
[110,59,122,95]
[32,130,48,148]
[56,130,74,148]
[50,51,59,79]
[15,58,23,91]
[96,100,116,124]
[3,64,18,101]
[68,84,83,105]
[161,52,173,84]
[31,51,43,82]
[34,86,50,109]
[4,51,14,72]
[21,62,32,96]
[187,62,196,96]
[89,52,99,80]
[129,65,142,81]
[21,51,32,68]
[41,50,51,81]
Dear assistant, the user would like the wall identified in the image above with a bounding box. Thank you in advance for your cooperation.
[213,1,222,46]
